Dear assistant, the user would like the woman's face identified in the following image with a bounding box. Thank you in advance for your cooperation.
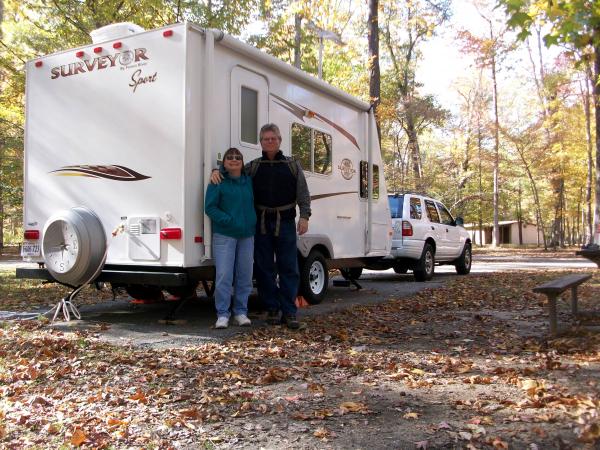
[224,152,243,172]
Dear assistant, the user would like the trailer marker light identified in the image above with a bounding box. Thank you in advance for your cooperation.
[35,61,43,67]
[93,46,103,53]
[194,236,203,243]
[24,230,40,240]
[401,221,413,237]
[113,42,122,49]
[163,30,173,37]
[75,50,84,58]
[160,228,182,240]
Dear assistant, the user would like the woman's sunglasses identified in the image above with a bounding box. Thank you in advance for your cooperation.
[225,155,243,161]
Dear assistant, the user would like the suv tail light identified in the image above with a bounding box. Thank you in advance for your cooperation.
[401,221,413,237]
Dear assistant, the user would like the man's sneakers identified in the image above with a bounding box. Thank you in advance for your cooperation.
[233,314,252,327]
[281,315,300,330]
[266,310,280,325]
[215,316,229,329]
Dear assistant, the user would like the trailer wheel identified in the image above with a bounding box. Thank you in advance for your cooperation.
[166,281,199,299]
[299,250,328,304]
[125,285,163,301]
[340,267,363,280]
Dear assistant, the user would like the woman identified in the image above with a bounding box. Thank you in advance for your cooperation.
[205,148,257,328]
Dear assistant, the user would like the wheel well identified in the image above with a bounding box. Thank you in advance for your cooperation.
[425,238,436,253]
[299,244,331,260]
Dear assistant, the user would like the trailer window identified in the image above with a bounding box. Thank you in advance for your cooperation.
[291,123,332,175]
[291,123,311,170]
[314,131,332,175]
[240,86,258,144]
[359,161,380,200]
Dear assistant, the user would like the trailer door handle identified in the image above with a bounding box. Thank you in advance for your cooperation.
[431,226,435,230]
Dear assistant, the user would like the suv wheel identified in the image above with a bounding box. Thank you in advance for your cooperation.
[414,243,434,281]
[455,243,472,275]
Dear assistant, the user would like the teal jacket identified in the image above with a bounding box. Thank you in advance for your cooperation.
[205,173,257,238]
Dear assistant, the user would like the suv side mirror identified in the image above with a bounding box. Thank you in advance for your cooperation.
[455,217,464,227]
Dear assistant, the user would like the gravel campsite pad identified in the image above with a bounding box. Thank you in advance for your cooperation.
[0,250,599,448]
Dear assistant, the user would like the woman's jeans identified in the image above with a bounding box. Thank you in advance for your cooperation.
[213,233,254,318]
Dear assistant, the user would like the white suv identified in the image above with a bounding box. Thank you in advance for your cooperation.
[387,193,472,281]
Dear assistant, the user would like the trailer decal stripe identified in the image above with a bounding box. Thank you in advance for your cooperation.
[270,94,361,150]
[50,165,151,181]
[311,191,357,201]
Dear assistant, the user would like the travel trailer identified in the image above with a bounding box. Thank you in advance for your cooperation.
[17,22,392,304]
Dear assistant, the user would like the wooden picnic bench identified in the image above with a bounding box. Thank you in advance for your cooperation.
[532,273,592,335]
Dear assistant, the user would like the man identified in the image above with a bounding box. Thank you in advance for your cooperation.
[211,123,311,329]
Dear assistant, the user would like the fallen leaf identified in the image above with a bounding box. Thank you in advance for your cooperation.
[70,428,87,447]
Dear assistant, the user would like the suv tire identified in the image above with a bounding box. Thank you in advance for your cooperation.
[455,243,472,275]
[414,243,435,281]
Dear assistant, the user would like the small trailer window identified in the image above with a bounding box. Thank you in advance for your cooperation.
[359,161,379,200]
[240,86,258,144]
[291,123,332,175]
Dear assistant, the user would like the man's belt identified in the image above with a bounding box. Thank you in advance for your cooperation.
[256,202,296,236]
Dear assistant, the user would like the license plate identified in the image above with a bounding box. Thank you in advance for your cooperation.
[21,241,41,257]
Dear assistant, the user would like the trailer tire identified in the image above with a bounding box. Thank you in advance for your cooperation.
[125,285,163,301]
[299,250,328,304]
[166,281,199,299]
[413,243,435,282]
[455,243,472,275]
[340,267,363,280]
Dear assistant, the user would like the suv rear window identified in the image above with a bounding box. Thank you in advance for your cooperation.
[410,197,422,219]
[388,195,404,218]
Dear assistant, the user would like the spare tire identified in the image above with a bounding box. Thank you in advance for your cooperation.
[42,207,107,286]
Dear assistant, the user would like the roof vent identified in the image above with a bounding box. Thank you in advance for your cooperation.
[90,22,144,44]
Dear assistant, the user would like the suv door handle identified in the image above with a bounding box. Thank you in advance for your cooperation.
[446,229,449,232]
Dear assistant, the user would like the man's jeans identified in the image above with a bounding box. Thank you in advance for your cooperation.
[254,218,299,316]
[213,233,254,318]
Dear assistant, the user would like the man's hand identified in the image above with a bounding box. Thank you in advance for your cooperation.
[297,218,309,235]
[210,169,223,184]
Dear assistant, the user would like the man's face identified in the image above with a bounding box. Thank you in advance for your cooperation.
[260,131,281,157]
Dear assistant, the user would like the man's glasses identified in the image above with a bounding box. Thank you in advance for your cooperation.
[261,137,279,142]
[225,155,243,161]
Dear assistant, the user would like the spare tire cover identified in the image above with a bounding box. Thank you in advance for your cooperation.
[42,207,107,285]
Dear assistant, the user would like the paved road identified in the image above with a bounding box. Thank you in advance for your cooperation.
[1,254,595,348]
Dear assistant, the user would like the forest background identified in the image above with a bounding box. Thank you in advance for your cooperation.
[0,0,598,250]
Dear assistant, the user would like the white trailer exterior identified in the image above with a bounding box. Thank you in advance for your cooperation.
[19,22,392,303]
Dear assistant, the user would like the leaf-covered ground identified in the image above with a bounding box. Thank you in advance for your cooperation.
[1,260,599,448]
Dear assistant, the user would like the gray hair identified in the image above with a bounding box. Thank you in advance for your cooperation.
[259,123,282,141]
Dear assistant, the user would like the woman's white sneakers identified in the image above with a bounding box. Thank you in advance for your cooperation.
[215,315,251,328]
[233,315,252,326]
[215,317,229,329]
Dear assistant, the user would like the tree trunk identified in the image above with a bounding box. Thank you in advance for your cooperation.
[478,122,483,246]
[582,67,594,244]
[593,37,600,245]
[294,14,302,69]
[367,0,381,144]
[515,143,547,250]
[491,50,500,248]
[406,122,423,191]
